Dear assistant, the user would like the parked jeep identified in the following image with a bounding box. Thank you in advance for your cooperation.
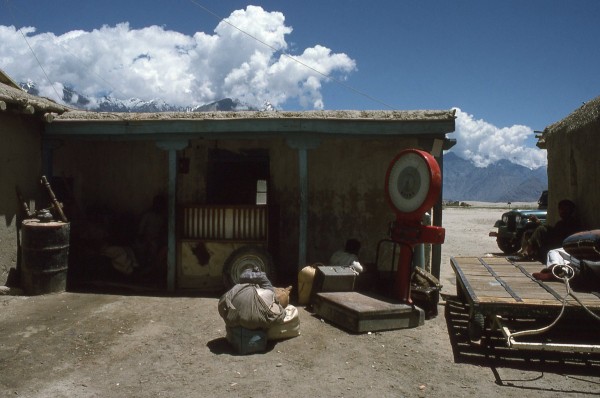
[489,191,548,254]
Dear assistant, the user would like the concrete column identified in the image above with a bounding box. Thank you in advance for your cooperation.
[156,140,188,292]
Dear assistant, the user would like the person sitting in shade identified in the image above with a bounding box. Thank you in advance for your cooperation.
[329,238,364,274]
[519,199,581,262]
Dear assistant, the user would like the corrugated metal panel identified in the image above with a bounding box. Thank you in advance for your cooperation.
[181,205,267,241]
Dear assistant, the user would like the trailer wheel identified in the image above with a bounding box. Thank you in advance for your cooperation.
[468,312,485,342]
[223,246,274,289]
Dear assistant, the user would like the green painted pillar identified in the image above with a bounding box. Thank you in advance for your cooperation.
[157,140,188,292]
[286,137,320,270]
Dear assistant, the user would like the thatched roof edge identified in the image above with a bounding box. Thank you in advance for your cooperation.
[545,95,600,135]
[52,109,457,122]
[0,69,72,114]
[0,83,72,114]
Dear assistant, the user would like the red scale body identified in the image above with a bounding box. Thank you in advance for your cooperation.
[385,149,445,303]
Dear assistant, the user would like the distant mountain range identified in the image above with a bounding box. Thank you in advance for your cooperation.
[92,96,257,113]
[442,152,547,202]
[20,81,258,112]
[21,82,546,202]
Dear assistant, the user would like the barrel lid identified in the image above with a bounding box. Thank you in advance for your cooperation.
[22,219,69,228]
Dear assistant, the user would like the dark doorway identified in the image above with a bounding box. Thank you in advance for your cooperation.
[206,148,270,205]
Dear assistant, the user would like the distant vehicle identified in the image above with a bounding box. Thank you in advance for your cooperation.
[489,191,548,254]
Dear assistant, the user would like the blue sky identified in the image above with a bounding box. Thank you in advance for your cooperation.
[2,0,599,168]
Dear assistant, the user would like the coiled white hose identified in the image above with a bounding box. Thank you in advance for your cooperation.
[510,264,600,341]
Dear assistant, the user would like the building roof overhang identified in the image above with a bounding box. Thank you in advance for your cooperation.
[44,109,456,141]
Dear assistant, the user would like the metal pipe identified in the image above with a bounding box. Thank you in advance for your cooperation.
[412,244,425,269]
[494,316,600,354]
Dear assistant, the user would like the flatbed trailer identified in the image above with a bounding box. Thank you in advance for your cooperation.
[450,256,600,353]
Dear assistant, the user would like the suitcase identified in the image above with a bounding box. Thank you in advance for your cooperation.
[311,266,356,304]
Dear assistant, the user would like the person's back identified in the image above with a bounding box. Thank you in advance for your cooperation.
[329,238,363,273]
[329,250,358,267]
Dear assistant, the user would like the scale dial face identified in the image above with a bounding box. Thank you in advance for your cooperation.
[385,149,441,219]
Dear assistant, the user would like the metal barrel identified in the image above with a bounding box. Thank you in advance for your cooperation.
[21,219,70,295]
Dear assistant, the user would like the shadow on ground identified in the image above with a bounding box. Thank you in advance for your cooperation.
[444,296,600,380]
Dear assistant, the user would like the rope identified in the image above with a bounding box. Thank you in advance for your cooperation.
[509,264,600,343]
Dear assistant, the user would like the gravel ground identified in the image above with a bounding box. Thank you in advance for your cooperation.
[1,205,599,398]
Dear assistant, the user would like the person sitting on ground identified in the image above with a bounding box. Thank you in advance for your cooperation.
[520,199,581,262]
[134,194,168,275]
[329,238,364,273]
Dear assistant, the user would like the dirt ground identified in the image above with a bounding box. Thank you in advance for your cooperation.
[1,204,600,398]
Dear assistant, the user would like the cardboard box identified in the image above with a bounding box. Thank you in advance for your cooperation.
[226,326,268,355]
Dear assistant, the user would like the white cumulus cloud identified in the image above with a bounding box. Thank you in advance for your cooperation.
[451,108,547,169]
[0,6,547,170]
[0,5,356,109]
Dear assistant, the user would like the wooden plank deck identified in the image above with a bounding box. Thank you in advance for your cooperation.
[450,256,600,318]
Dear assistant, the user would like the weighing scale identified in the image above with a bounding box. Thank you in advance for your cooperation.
[313,149,446,332]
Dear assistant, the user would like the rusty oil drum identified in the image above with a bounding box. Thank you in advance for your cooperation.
[21,219,70,295]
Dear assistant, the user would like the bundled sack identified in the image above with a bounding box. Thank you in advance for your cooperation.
[274,285,292,308]
[218,283,285,330]
[237,268,292,309]
[267,304,301,340]
[563,230,600,261]
[239,268,274,290]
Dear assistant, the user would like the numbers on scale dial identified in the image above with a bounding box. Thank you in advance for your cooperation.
[387,152,431,214]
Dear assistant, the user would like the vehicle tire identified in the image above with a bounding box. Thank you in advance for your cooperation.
[468,312,485,342]
[222,246,275,289]
[496,237,519,254]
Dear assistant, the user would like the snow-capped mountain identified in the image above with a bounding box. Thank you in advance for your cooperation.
[91,95,257,113]
[443,152,547,202]
[19,81,258,112]
[19,81,547,202]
